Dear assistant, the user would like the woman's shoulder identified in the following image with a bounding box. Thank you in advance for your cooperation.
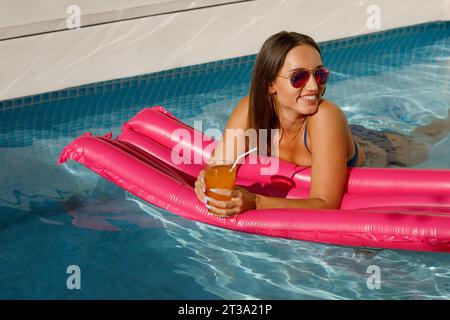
[235,96,249,114]
[315,98,344,114]
[310,98,347,124]
[225,96,249,130]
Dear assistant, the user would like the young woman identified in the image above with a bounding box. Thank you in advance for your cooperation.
[194,31,450,217]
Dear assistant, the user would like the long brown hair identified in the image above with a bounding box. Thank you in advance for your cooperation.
[247,31,323,156]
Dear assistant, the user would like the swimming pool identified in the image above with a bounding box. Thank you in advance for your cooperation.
[0,21,449,299]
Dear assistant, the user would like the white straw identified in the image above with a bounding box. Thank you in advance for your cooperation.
[230,147,258,171]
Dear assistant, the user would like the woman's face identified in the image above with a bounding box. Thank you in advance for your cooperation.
[270,44,325,116]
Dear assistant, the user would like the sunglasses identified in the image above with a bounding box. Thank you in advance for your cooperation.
[278,67,330,89]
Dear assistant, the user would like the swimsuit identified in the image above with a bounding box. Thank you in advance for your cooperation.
[303,121,359,167]
[349,124,406,167]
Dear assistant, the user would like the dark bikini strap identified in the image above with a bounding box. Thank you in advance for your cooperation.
[303,121,311,153]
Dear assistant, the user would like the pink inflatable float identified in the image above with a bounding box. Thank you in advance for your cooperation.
[58,106,450,253]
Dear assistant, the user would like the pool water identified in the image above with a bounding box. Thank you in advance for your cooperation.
[1,22,450,299]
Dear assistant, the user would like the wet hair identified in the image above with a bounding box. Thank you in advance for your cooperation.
[247,31,324,156]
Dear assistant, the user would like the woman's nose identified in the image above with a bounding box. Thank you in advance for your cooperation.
[304,73,319,91]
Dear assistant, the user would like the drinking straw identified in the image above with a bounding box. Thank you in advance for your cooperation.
[230,147,258,171]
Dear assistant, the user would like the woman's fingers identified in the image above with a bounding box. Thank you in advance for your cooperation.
[209,188,232,197]
[195,179,206,195]
[198,170,206,191]
[194,184,207,203]
[194,170,207,203]
[206,204,239,217]
[206,207,230,218]
[204,188,244,217]
[196,171,247,219]
[206,196,234,209]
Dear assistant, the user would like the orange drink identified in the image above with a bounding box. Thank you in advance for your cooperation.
[204,162,237,201]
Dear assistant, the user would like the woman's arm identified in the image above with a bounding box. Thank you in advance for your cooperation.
[208,96,249,164]
[206,188,329,216]
[194,97,250,213]
[255,194,332,210]
[302,99,349,208]
[205,100,349,215]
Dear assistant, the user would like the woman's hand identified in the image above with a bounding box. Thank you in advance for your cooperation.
[203,186,257,218]
[194,169,208,204]
[195,170,257,217]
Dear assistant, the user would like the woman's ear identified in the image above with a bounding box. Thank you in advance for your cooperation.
[269,83,277,95]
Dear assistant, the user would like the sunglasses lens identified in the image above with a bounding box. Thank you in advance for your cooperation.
[290,68,330,88]
[315,68,329,85]
[291,71,310,88]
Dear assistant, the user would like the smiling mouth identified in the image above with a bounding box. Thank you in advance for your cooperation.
[298,94,318,103]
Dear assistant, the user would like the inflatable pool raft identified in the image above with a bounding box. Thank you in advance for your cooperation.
[58,106,450,253]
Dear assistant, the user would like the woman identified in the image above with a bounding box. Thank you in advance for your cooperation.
[194,31,450,217]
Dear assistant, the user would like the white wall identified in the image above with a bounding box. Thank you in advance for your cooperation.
[0,0,242,39]
[0,0,448,101]
[443,0,450,19]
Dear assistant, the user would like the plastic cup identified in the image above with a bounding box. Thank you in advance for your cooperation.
[204,161,237,201]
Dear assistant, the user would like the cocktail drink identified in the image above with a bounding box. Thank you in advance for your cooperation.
[204,162,237,201]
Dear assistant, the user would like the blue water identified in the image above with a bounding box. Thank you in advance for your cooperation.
[1,22,450,299]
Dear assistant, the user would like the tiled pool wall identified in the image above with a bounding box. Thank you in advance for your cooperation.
[0,0,448,101]
[1,20,448,112]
